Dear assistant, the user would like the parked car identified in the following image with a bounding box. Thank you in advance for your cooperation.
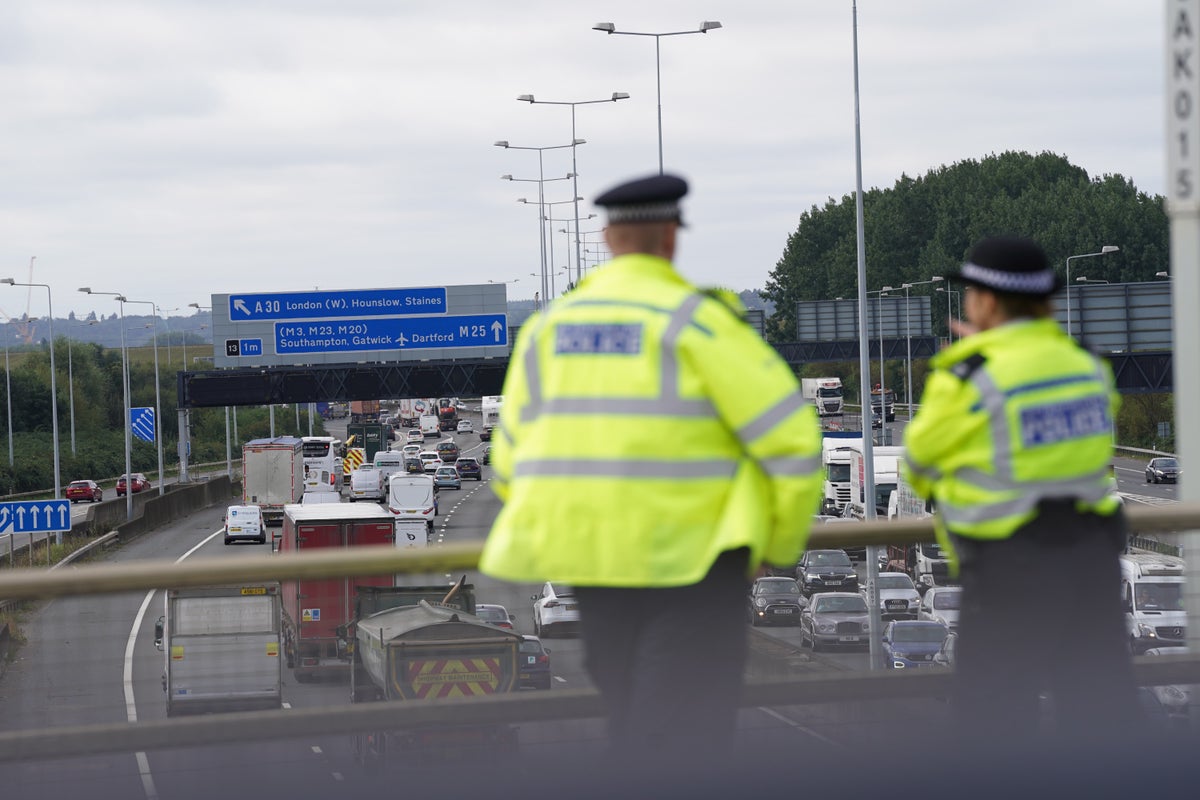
[882,620,949,669]
[66,480,102,503]
[747,577,804,626]
[518,635,553,690]
[433,465,461,490]
[455,457,482,480]
[482,445,492,465]
[919,586,963,632]
[456,419,474,434]
[799,592,870,651]
[475,603,515,630]
[532,582,579,638]
[223,504,266,545]
[116,473,151,496]
[1146,457,1180,484]
[870,572,922,620]
[796,549,859,596]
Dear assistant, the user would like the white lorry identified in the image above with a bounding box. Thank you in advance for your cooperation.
[1119,553,1187,654]
[886,474,951,588]
[480,395,504,441]
[801,377,844,417]
[820,435,863,516]
[242,437,305,527]
[847,444,904,519]
[155,584,283,716]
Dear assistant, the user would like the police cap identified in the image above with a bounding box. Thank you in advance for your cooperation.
[947,236,1063,297]
[594,173,688,225]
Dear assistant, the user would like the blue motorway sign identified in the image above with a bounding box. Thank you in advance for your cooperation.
[131,406,156,443]
[275,314,507,355]
[229,288,447,321]
[0,500,72,534]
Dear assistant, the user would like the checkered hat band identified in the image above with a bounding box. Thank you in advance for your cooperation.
[606,202,680,223]
[961,261,1056,293]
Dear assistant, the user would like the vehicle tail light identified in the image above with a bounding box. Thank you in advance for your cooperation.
[537,655,549,664]
[544,601,560,608]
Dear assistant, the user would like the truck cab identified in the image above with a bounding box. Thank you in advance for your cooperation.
[820,435,863,516]
[1119,553,1187,654]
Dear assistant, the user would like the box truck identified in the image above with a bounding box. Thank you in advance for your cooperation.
[242,437,305,526]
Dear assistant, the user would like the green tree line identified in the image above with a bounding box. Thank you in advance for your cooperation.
[762,150,1174,450]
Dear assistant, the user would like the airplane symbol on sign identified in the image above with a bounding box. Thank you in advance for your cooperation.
[396,333,408,348]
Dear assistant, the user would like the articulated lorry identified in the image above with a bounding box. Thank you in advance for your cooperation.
[155,584,283,716]
[243,437,305,526]
[820,434,864,516]
[278,504,400,682]
[847,444,904,520]
[801,377,844,417]
[342,582,522,767]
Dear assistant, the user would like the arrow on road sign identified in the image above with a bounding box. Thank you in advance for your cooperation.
[491,321,503,342]
[234,299,251,315]
[131,406,156,443]
[0,500,72,534]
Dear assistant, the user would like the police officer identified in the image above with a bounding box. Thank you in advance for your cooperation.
[480,173,823,766]
[903,236,1138,744]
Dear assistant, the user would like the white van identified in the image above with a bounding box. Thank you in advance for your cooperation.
[373,451,406,484]
[224,505,266,545]
[349,466,385,502]
[1119,553,1187,654]
[300,491,342,505]
[420,415,440,438]
[387,474,438,532]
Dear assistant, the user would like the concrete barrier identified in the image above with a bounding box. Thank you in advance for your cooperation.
[114,477,239,541]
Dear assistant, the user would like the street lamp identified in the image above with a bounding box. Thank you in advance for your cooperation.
[1075,277,1109,284]
[80,287,133,520]
[488,278,520,284]
[521,196,583,298]
[124,298,165,496]
[517,92,630,282]
[1156,271,1171,279]
[4,330,12,467]
[2,278,60,500]
[498,154,580,307]
[936,287,962,345]
[897,277,944,416]
[592,21,722,174]
[1065,246,1119,337]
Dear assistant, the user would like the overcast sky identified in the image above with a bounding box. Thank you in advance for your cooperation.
[0,1,1165,324]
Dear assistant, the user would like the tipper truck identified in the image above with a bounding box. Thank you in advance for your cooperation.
[278,504,400,682]
[801,377,844,416]
[342,582,522,767]
[437,397,458,431]
[242,437,305,527]
[155,584,283,717]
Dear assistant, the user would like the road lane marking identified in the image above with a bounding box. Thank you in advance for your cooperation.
[755,706,842,747]
[125,525,225,800]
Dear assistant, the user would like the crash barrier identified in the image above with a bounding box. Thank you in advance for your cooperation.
[0,504,1198,762]
[0,459,241,503]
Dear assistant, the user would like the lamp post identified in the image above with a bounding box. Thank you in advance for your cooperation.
[869,288,892,434]
[936,287,961,344]
[517,92,629,282]
[157,307,179,367]
[80,287,133,520]
[897,277,943,416]
[1065,246,1119,337]
[521,196,583,298]
[592,21,722,174]
[67,317,76,455]
[498,158,578,308]
[4,331,12,467]
[2,278,60,500]
[124,298,165,496]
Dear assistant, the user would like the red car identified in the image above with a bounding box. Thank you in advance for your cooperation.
[116,473,151,496]
[66,480,103,503]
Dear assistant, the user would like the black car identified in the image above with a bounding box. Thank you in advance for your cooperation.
[518,635,552,690]
[796,549,859,596]
[747,577,804,626]
[1146,457,1180,484]
[455,457,482,480]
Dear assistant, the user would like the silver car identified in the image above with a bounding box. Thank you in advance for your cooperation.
[800,592,870,651]
[871,572,922,620]
[919,585,963,632]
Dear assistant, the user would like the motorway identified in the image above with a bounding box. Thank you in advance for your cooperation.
[0,415,1182,798]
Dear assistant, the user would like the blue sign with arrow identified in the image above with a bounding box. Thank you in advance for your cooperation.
[0,500,72,534]
[229,288,447,321]
[131,406,155,443]
[274,314,507,355]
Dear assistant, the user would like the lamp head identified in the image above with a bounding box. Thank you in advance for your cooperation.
[494,140,509,148]
[931,276,944,282]
[517,94,534,103]
[0,279,13,285]
[1101,245,1120,254]
[501,174,514,181]
[79,287,92,293]
[612,92,630,101]
[573,138,586,145]
[115,295,127,302]
[700,20,722,32]
[188,302,200,309]
[593,22,615,33]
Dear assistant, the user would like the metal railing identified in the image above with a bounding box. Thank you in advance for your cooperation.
[0,504,1198,762]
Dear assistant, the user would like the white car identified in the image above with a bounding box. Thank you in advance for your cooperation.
[456,419,474,433]
[918,585,962,631]
[871,572,922,620]
[223,505,265,545]
[418,451,442,473]
[401,443,422,458]
[532,582,580,638]
[406,428,425,443]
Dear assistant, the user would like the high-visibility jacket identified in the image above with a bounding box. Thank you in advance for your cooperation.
[479,254,823,588]
[903,317,1121,552]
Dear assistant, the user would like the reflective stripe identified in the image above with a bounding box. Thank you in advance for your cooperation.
[760,456,821,477]
[565,298,715,336]
[968,365,1013,480]
[904,455,942,482]
[939,480,1112,526]
[521,317,549,423]
[659,294,703,399]
[536,397,716,417]
[955,466,1111,495]
[498,423,514,446]
[513,458,738,479]
[738,392,807,444]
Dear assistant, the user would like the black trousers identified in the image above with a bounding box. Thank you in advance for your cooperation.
[575,549,750,765]
[951,503,1139,745]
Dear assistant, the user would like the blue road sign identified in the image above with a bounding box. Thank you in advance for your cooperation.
[229,288,447,322]
[274,314,507,355]
[131,406,155,443]
[0,500,72,534]
[225,338,263,357]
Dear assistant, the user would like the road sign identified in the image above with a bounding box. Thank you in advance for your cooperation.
[225,338,263,357]
[274,314,507,356]
[228,288,447,322]
[130,406,155,443]
[0,500,72,534]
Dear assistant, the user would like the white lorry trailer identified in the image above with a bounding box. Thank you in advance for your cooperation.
[242,437,305,527]
[480,395,504,441]
[847,444,904,519]
[155,584,283,716]
[801,377,844,417]
[886,474,951,587]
